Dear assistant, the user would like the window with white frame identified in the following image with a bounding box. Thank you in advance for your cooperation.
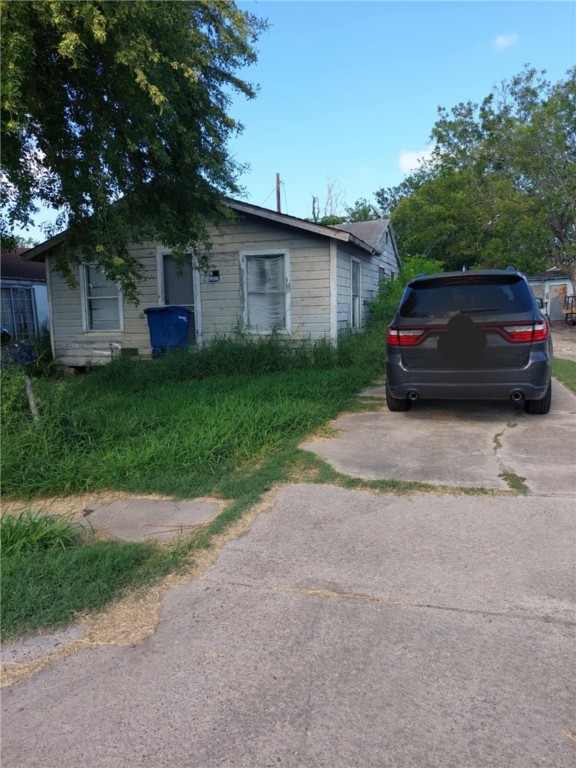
[82,265,123,331]
[351,258,361,328]
[242,251,290,333]
[1,286,38,341]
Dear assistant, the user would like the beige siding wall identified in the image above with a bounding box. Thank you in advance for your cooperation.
[47,218,334,366]
[379,229,401,278]
[199,217,332,343]
[336,246,380,333]
[47,243,158,366]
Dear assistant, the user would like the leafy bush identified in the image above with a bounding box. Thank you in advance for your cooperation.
[367,256,444,327]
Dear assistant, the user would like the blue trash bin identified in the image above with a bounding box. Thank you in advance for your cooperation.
[143,306,192,357]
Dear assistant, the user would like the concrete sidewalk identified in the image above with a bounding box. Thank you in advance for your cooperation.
[2,384,575,767]
[2,485,575,767]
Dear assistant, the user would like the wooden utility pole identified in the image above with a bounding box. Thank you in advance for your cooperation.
[276,172,281,213]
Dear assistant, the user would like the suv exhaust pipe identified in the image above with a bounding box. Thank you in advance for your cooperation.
[511,391,523,402]
[408,391,419,401]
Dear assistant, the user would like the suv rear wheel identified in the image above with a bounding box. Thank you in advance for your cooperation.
[525,380,552,415]
[386,383,411,412]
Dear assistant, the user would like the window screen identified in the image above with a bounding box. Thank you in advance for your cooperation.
[246,254,286,331]
[163,256,195,307]
[1,286,38,340]
[84,266,121,330]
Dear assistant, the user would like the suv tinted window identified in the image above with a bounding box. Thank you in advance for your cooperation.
[399,275,532,319]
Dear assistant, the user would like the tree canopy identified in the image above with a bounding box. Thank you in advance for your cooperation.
[375,67,576,274]
[1,0,266,300]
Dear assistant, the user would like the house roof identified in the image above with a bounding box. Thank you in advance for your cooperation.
[1,248,46,281]
[227,200,379,255]
[22,199,384,261]
[528,269,573,282]
[331,220,390,252]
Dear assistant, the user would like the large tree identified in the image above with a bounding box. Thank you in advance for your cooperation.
[1,0,266,300]
[376,67,576,274]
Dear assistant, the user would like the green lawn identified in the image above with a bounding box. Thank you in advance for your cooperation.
[3,340,574,643]
[553,357,576,394]
[1,334,384,641]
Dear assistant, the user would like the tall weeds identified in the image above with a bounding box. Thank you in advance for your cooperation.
[1,333,382,498]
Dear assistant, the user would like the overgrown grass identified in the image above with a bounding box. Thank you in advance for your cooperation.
[0,509,195,641]
[1,367,378,499]
[1,536,191,642]
[0,510,86,556]
[553,357,576,394]
[1,332,386,640]
[1,331,386,499]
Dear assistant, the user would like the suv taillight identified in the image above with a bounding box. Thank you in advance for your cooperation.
[386,327,428,346]
[500,319,549,343]
[387,319,549,347]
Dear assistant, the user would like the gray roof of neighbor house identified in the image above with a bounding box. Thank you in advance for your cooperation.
[332,220,391,253]
[1,248,46,281]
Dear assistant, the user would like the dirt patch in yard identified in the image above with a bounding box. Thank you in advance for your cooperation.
[552,324,576,362]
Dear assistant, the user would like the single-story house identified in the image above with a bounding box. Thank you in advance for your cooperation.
[24,200,401,368]
[528,268,575,321]
[1,248,49,342]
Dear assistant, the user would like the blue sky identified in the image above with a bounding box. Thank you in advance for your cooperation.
[16,0,576,240]
[229,0,575,218]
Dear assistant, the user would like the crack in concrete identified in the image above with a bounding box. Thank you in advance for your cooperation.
[201,577,575,627]
[492,419,530,493]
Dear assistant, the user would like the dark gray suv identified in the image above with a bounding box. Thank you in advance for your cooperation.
[385,269,553,414]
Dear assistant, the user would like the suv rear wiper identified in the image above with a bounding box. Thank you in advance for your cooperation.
[459,308,501,314]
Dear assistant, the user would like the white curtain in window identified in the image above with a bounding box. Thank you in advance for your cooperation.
[246,255,285,330]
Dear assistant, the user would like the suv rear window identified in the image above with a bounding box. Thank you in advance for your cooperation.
[399,275,532,319]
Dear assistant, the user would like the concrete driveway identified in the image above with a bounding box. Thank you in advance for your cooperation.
[2,381,575,767]
[302,380,576,495]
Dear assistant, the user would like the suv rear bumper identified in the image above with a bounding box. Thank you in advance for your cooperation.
[386,355,551,401]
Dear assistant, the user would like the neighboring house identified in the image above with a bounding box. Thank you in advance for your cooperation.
[23,200,401,368]
[1,248,49,342]
[528,268,575,321]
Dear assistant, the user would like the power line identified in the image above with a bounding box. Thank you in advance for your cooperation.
[260,187,276,207]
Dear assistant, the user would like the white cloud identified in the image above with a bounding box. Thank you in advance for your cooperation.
[398,146,435,175]
[492,33,519,52]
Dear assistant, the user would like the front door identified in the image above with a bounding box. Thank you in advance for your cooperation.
[162,255,196,345]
